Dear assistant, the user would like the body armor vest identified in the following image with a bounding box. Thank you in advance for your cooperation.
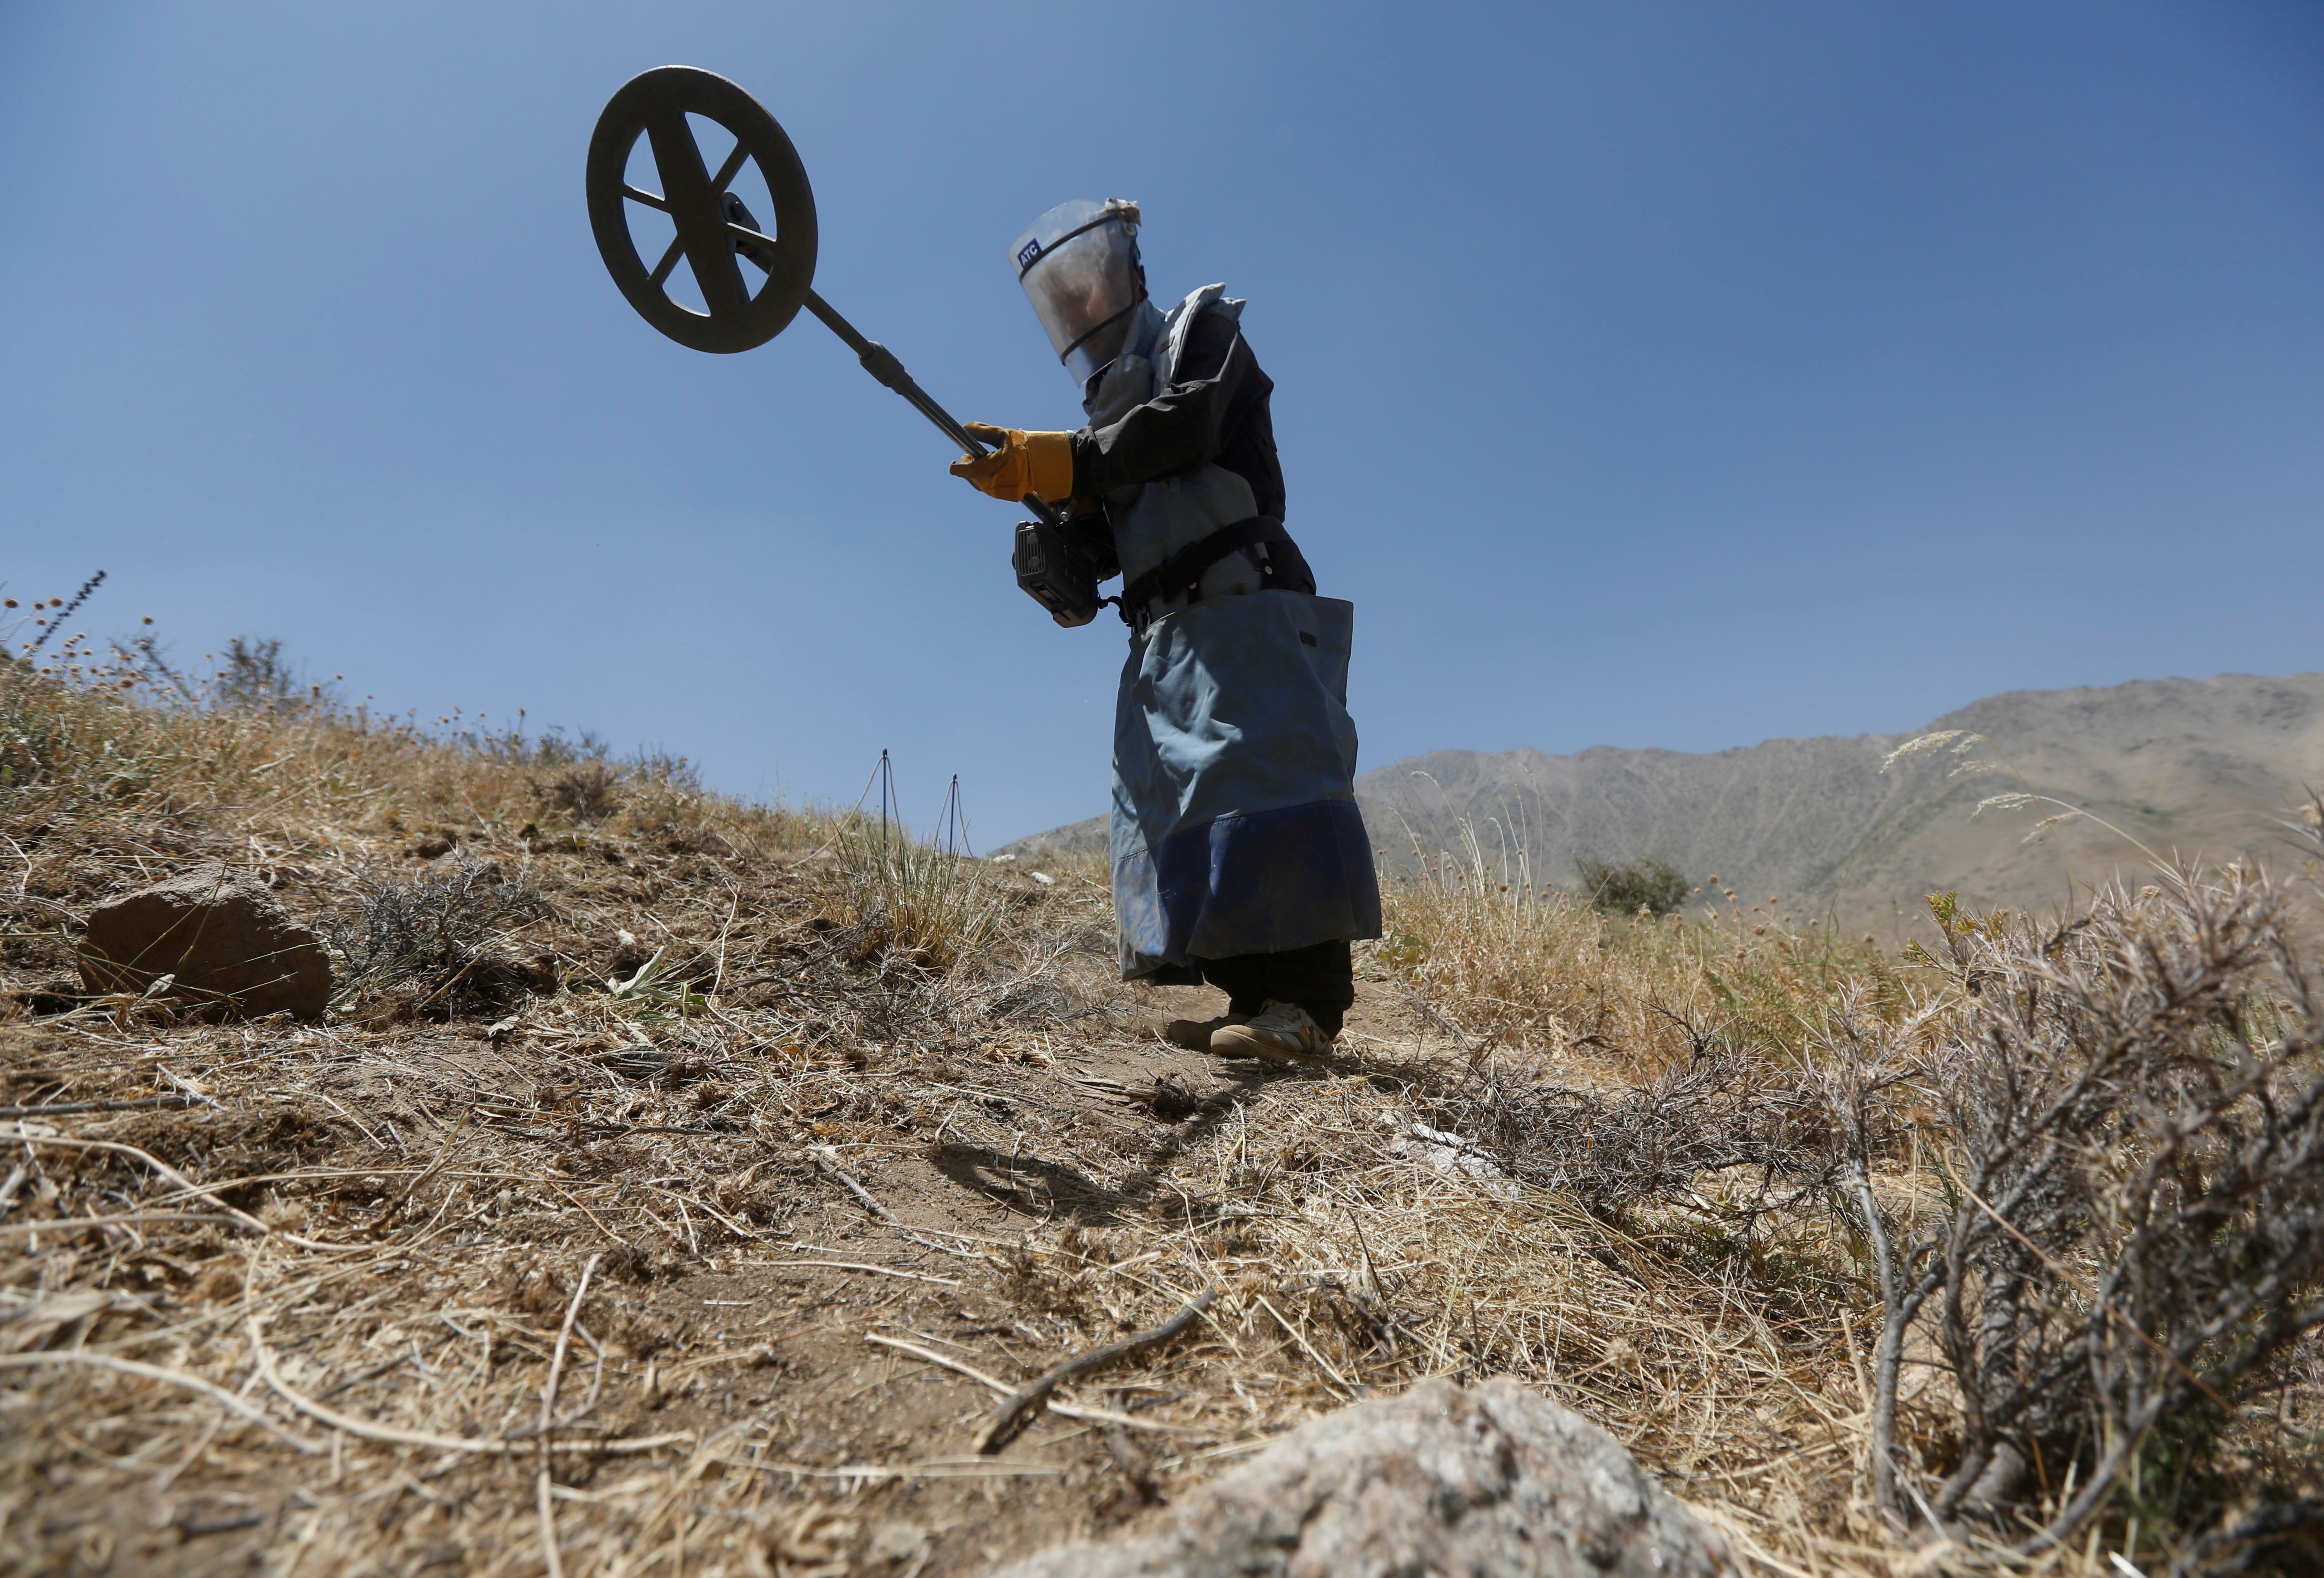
[1083,286,1275,626]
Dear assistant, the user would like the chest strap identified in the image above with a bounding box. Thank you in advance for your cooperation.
[1119,516,1291,626]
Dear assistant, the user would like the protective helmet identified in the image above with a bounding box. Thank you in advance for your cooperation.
[1009,198,1145,383]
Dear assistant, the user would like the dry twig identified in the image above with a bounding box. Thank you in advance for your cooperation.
[974,1289,1217,1454]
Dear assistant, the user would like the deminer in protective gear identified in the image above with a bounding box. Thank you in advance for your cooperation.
[951,199,1381,1063]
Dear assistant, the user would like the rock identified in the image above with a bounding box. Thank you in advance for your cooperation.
[865,1520,928,1567]
[78,862,332,1020]
[987,1377,1736,1578]
[1394,1120,1518,1195]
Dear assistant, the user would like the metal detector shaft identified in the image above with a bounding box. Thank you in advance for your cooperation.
[723,218,1061,523]
[721,215,1061,526]
[797,288,1063,527]
[799,289,975,453]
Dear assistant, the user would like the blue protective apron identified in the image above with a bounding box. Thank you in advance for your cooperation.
[1093,288,1383,979]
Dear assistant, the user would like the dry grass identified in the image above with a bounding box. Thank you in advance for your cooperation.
[1367,812,2324,1570]
[4,625,2322,1577]
[1371,820,1910,1075]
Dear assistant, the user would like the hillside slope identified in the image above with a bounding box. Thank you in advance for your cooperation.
[1003,672,2324,934]
[9,647,2322,1573]
[0,654,1921,1576]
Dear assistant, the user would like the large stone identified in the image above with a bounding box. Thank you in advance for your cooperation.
[78,862,332,1020]
[989,1377,1735,1578]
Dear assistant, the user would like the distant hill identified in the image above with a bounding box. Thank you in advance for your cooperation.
[996,672,2324,937]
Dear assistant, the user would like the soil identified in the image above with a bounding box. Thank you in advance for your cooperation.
[2,864,1456,1578]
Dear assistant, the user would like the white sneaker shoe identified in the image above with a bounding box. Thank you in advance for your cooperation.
[1208,1001,1332,1062]
[1164,1014,1248,1051]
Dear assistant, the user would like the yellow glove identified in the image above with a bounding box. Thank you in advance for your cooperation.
[949,423,1075,503]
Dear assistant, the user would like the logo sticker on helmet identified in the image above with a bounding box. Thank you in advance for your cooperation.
[1016,239,1043,270]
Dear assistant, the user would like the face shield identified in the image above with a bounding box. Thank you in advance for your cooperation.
[1009,198,1145,384]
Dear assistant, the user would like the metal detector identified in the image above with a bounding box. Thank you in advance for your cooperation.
[585,66,1066,538]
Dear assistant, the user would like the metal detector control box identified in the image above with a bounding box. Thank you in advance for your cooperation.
[1012,518,1111,628]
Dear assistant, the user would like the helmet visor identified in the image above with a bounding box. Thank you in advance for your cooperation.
[1010,199,1144,382]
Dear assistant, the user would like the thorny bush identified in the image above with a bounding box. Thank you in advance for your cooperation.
[1833,867,2324,1559]
[1438,1020,1850,1221]
[538,757,625,821]
[1828,733,2324,1562]
[322,851,551,1018]
[1430,832,2324,1563]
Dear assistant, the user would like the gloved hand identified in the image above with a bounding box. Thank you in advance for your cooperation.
[949,423,1075,504]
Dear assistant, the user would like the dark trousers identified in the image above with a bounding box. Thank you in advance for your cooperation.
[1196,939,1354,1037]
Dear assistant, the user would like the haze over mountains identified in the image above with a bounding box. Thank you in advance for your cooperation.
[1000,673,2324,937]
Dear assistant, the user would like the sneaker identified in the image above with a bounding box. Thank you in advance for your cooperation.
[1163,1014,1246,1051]
[1208,1001,1332,1062]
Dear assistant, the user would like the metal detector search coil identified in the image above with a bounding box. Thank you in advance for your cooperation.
[583,66,1065,538]
[585,66,816,353]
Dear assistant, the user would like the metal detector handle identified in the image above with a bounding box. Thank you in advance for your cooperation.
[796,281,1064,528]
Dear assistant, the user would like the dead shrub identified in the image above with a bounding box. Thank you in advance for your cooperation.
[1848,872,2324,1556]
[322,852,550,1018]
[1421,842,2324,1561]
[539,758,626,822]
[1439,1021,1850,1220]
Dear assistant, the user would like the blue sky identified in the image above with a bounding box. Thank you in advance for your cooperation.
[4,2,2319,845]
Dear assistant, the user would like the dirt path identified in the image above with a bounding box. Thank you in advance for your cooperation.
[4,966,1468,1578]
[525,981,1434,1575]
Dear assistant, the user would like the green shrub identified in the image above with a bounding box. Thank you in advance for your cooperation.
[1575,854,1689,915]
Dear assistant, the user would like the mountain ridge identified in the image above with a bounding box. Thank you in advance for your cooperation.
[998,670,2324,935]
